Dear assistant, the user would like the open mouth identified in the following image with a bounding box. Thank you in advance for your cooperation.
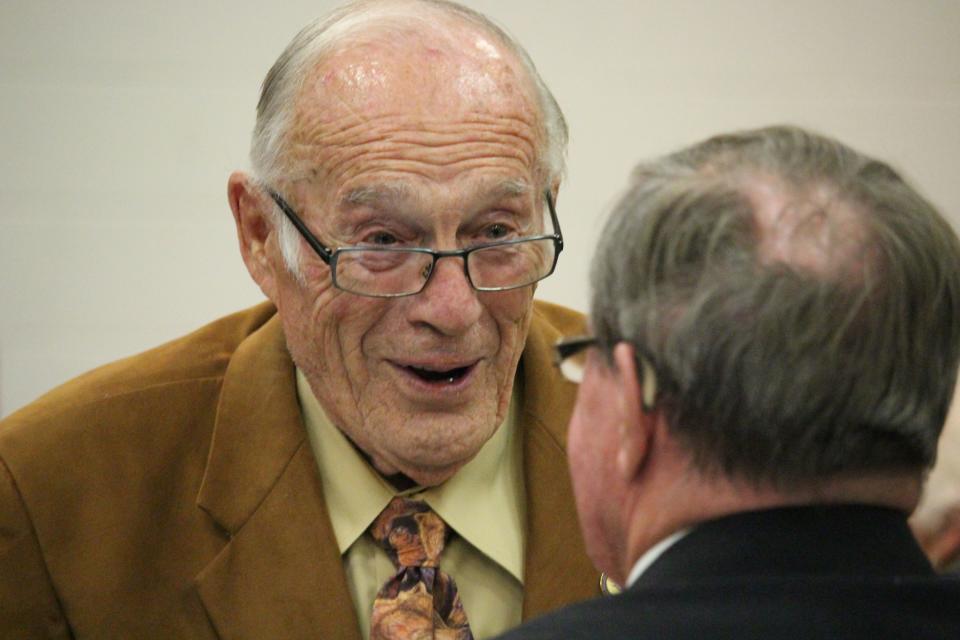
[403,364,474,384]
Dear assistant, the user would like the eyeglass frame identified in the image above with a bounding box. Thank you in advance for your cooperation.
[266,188,565,298]
[553,335,660,412]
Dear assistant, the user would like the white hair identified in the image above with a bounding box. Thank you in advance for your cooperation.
[275,206,307,286]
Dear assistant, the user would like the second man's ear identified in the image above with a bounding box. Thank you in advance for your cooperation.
[612,342,653,480]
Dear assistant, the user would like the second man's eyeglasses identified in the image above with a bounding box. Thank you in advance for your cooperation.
[553,335,660,412]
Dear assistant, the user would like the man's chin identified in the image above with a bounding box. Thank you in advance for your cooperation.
[375,454,472,488]
[379,430,492,485]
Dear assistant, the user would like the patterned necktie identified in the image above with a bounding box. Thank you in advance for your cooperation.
[369,497,473,640]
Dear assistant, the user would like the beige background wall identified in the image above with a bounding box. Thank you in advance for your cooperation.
[1,0,959,417]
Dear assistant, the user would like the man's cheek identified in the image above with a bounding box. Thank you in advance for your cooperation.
[483,288,533,322]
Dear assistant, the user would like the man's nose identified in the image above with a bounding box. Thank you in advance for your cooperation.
[407,254,483,335]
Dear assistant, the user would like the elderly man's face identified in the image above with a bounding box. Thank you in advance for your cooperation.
[265,33,545,486]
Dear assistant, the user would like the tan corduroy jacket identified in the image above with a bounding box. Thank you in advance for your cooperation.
[0,300,598,638]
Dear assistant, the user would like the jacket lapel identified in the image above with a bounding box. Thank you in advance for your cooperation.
[194,314,362,639]
[520,303,601,618]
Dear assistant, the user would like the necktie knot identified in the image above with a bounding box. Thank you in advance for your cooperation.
[370,497,448,569]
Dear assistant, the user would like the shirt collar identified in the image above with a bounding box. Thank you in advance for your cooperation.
[297,369,526,582]
[625,528,690,587]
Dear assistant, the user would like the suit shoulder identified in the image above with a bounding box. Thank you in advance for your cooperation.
[501,577,960,639]
[0,302,276,440]
[496,595,620,639]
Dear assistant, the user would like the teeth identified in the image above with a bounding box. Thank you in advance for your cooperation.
[407,365,469,383]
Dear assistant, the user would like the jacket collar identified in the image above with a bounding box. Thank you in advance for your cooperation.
[519,303,601,616]
[636,504,934,589]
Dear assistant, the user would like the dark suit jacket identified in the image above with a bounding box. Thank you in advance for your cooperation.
[495,505,960,640]
[0,300,598,638]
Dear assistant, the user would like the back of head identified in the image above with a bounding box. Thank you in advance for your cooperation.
[591,125,960,491]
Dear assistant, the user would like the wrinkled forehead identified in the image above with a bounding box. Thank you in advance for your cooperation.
[288,24,542,161]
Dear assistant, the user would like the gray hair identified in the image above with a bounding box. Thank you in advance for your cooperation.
[591,125,960,490]
[251,0,568,277]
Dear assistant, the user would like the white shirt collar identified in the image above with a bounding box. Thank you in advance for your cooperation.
[625,528,691,587]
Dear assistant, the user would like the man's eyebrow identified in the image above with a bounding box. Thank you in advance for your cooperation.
[466,180,533,210]
[341,183,414,208]
[492,180,530,199]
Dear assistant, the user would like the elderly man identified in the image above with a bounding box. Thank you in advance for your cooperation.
[497,125,960,640]
[0,1,598,637]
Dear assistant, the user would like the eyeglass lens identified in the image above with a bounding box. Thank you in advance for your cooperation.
[558,346,590,384]
[334,238,557,297]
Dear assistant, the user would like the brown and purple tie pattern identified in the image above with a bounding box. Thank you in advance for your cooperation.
[369,497,473,640]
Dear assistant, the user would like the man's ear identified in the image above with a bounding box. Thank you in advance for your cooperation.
[612,342,653,480]
[228,171,278,301]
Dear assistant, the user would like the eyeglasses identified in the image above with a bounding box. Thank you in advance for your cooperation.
[553,335,660,412]
[267,189,564,298]
[553,335,598,384]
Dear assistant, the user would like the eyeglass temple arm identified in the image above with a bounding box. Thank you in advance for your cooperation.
[267,189,334,264]
[545,190,564,254]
